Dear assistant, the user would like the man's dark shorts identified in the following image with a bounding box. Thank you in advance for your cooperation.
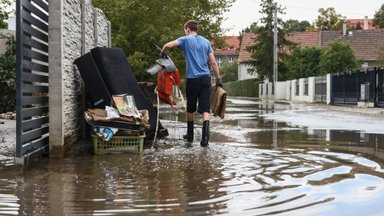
[186,75,211,113]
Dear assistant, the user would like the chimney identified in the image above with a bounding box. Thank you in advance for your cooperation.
[364,16,368,30]
[343,22,347,36]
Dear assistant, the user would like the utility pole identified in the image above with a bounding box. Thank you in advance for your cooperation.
[273,2,278,84]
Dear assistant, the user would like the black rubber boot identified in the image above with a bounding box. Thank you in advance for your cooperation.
[200,120,209,147]
[183,121,194,142]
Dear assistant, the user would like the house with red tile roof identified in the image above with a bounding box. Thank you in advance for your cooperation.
[238,28,384,80]
[346,16,377,30]
[238,32,258,80]
[212,36,240,68]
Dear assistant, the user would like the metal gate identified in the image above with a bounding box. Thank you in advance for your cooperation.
[377,69,384,107]
[331,69,375,105]
[314,76,326,103]
[15,0,49,163]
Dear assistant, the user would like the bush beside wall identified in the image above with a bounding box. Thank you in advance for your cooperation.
[223,78,260,97]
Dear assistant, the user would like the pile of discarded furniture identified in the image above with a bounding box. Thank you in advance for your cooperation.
[75,47,167,154]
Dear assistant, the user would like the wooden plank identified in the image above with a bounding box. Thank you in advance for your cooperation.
[22,22,48,42]
[21,84,48,94]
[22,10,48,32]
[22,35,48,53]
[22,0,48,22]
[31,0,49,13]
[21,126,49,143]
[21,116,49,130]
[21,106,49,118]
[22,61,48,73]
[21,96,48,106]
[21,136,49,155]
[23,48,48,63]
[21,72,48,83]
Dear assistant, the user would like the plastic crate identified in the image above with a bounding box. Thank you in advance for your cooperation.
[92,134,145,154]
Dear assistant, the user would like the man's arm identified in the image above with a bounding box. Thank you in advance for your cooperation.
[208,52,220,78]
[162,40,179,53]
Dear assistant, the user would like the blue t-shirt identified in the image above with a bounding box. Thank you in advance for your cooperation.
[176,35,213,79]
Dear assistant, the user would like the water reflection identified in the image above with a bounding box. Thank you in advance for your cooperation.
[0,98,383,215]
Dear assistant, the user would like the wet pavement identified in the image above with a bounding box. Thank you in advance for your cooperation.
[1,97,384,215]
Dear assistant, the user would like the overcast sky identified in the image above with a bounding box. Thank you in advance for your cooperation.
[222,0,383,35]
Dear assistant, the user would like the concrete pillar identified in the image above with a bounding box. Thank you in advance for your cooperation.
[49,0,65,158]
[326,74,332,105]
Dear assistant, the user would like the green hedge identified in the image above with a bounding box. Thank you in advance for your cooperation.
[223,78,260,97]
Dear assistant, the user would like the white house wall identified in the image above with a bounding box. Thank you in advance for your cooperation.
[238,64,258,80]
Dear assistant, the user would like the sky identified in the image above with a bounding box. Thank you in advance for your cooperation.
[222,0,383,35]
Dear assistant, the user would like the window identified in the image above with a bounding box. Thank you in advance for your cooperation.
[295,80,299,96]
[229,57,234,63]
[304,79,308,96]
[217,58,222,67]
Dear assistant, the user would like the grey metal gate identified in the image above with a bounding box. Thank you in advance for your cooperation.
[377,68,384,107]
[315,76,326,103]
[331,70,375,105]
[15,0,49,163]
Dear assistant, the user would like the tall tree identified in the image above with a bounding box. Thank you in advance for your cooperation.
[320,39,358,74]
[0,33,16,112]
[246,0,295,81]
[314,7,345,30]
[283,19,310,32]
[286,47,322,79]
[92,0,234,81]
[373,4,384,28]
[355,21,362,30]
[0,0,14,28]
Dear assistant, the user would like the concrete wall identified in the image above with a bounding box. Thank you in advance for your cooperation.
[291,77,315,103]
[49,0,111,157]
[259,76,323,104]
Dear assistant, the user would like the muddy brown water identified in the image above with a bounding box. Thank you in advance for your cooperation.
[1,98,384,215]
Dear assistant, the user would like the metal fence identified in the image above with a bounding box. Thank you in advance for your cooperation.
[16,0,49,163]
[315,76,327,103]
[331,68,383,106]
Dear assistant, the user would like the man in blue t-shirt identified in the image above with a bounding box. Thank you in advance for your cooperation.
[162,20,222,147]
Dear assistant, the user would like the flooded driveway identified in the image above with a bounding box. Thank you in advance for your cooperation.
[1,97,384,215]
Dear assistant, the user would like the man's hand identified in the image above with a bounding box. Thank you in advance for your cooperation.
[160,51,167,58]
[216,78,223,88]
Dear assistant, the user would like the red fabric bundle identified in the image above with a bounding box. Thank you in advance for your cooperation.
[157,69,180,105]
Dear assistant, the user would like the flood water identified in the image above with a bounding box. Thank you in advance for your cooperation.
[1,98,384,215]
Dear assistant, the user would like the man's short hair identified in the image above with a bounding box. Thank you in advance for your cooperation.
[184,20,198,32]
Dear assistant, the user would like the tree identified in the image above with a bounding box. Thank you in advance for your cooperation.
[246,0,295,81]
[0,33,16,112]
[286,47,322,79]
[92,0,234,82]
[355,21,362,30]
[283,19,310,32]
[220,62,238,82]
[0,0,15,29]
[373,4,384,28]
[314,7,345,30]
[320,39,358,74]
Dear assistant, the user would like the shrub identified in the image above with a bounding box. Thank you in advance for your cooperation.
[0,33,16,113]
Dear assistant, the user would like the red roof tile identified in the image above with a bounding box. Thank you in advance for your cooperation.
[287,31,320,48]
[238,32,257,63]
[237,29,384,63]
[322,29,384,61]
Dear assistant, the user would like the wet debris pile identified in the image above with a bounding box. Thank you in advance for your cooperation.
[0,112,16,121]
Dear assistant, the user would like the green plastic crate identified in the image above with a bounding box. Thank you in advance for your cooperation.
[92,134,145,154]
